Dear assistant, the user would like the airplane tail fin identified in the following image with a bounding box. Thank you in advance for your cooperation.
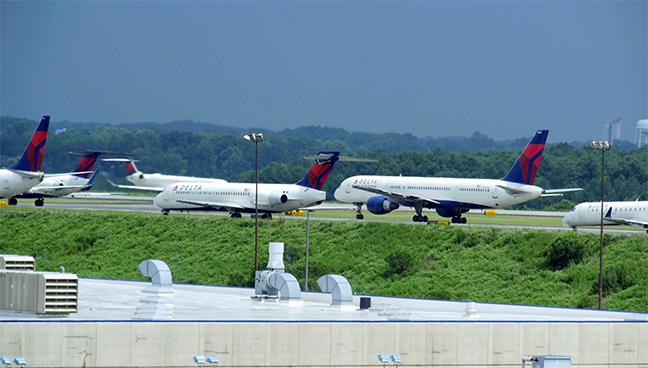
[502,130,549,185]
[296,151,340,190]
[72,151,105,178]
[124,158,139,175]
[10,116,50,172]
[82,169,99,190]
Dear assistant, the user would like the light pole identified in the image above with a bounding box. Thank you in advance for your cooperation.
[243,133,265,272]
[590,140,610,310]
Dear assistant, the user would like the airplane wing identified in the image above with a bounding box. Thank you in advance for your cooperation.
[353,184,440,206]
[176,199,246,210]
[541,188,583,197]
[106,179,165,192]
[604,217,648,228]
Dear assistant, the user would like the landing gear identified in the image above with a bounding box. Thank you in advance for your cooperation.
[252,213,273,219]
[412,204,428,223]
[451,216,467,224]
[230,212,242,219]
[8,198,17,206]
[34,198,44,207]
[412,214,429,223]
[162,210,169,216]
[354,202,364,220]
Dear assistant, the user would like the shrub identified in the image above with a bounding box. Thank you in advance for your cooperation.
[545,235,586,270]
[386,252,414,276]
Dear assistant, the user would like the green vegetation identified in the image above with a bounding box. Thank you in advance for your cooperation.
[2,210,647,312]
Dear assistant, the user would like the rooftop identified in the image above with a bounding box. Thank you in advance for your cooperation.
[1,278,646,322]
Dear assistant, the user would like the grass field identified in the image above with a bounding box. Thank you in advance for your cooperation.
[1,209,647,312]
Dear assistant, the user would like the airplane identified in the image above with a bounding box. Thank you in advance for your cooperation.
[102,157,227,192]
[153,151,340,217]
[333,130,581,223]
[0,116,50,204]
[11,151,108,206]
[563,201,648,233]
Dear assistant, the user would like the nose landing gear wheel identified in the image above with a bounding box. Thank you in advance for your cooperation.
[356,214,364,220]
[8,198,17,206]
[35,198,44,207]
[162,210,169,216]
[231,212,242,219]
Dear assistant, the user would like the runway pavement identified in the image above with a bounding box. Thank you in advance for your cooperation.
[5,198,645,236]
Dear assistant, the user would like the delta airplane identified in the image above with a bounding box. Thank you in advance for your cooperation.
[0,116,50,204]
[334,130,581,223]
[563,201,648,233]
[103,158,227,191]
[154,152,340,217]
[12,151,108,206]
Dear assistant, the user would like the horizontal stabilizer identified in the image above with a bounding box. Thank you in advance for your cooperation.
[542,188,582,196]
[106,178,164,192]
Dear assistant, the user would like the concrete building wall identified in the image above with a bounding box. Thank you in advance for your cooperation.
[1,322,647,367]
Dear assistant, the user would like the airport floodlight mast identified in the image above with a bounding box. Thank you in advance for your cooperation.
[590,140,610,310]
[243,133,265,272]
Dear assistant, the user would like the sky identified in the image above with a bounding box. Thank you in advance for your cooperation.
[1,1,646,141]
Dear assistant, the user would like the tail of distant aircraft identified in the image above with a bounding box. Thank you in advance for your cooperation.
[124,159,139,175]
[72,151,104,178]
[502,130,549,185]
[82,169,99,191]
[296,151,340,190]
[10,116,50,172]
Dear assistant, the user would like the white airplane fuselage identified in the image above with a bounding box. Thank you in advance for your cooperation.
[127,173,226,188]
[0,169,44,199]
[28,174,90,197]
[563,201,648,228]
[334,175,543,209]
[154,182,327,213]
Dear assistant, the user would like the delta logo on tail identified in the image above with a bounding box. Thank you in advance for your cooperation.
[296,151,340,190]
[10,116,50,172]
[502,130,548,185]
[125,161,138,175]
[74,152,102,179]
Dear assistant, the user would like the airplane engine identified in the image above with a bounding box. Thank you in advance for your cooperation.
[435,208,469,218]
[367,196,399,215]
[259,191,288,206]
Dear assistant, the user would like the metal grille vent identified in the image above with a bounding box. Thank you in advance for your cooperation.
[0,255,35,271]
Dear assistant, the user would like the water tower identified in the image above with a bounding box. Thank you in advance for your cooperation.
[636,119,648,148]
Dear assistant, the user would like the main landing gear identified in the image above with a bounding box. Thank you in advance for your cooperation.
[34,198,44,207]
[451,216,467,224]
[8,198,17,206]
[412,204,428,223]
[354,203,364,220]
[251,213,272,219]
[161,210,169,216]
[230,212,242,219]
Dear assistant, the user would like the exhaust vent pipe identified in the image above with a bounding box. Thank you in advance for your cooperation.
[317,274,353,306]
[254,242,301,300]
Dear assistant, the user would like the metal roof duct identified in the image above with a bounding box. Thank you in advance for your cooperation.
[317,274,353,305]
[254,242,302,300]
[134,259,174,320]
[0,255,35,271]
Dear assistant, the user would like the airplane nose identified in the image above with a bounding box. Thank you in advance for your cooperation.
[333,186,343,201]
[562,213,574,228]
[153,192,164,208]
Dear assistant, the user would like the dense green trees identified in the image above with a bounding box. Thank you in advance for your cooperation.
[1,116,647,209]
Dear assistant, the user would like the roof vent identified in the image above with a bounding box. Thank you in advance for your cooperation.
[317,274,353,305]
[133,259,174,319]
[254,242,301,300]
[0,270,78,315]
[0,255,35,271]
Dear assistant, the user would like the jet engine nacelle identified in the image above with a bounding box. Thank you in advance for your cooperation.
[367,196,399,215]
[259,191,289,207]
[435,207,469,218]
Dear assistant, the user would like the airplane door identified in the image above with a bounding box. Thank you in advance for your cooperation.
[2,179,9,190]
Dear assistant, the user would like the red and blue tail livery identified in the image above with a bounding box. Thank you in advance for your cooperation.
[296,151,340,190]
[73,151,103,178]
[502,130,548,185]
[11,115,50,172]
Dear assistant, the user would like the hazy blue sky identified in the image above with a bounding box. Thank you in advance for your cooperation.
[1,1,646,141]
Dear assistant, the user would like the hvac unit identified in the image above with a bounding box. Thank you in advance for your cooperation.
[0,270,78,315]
[0,255,35,271]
